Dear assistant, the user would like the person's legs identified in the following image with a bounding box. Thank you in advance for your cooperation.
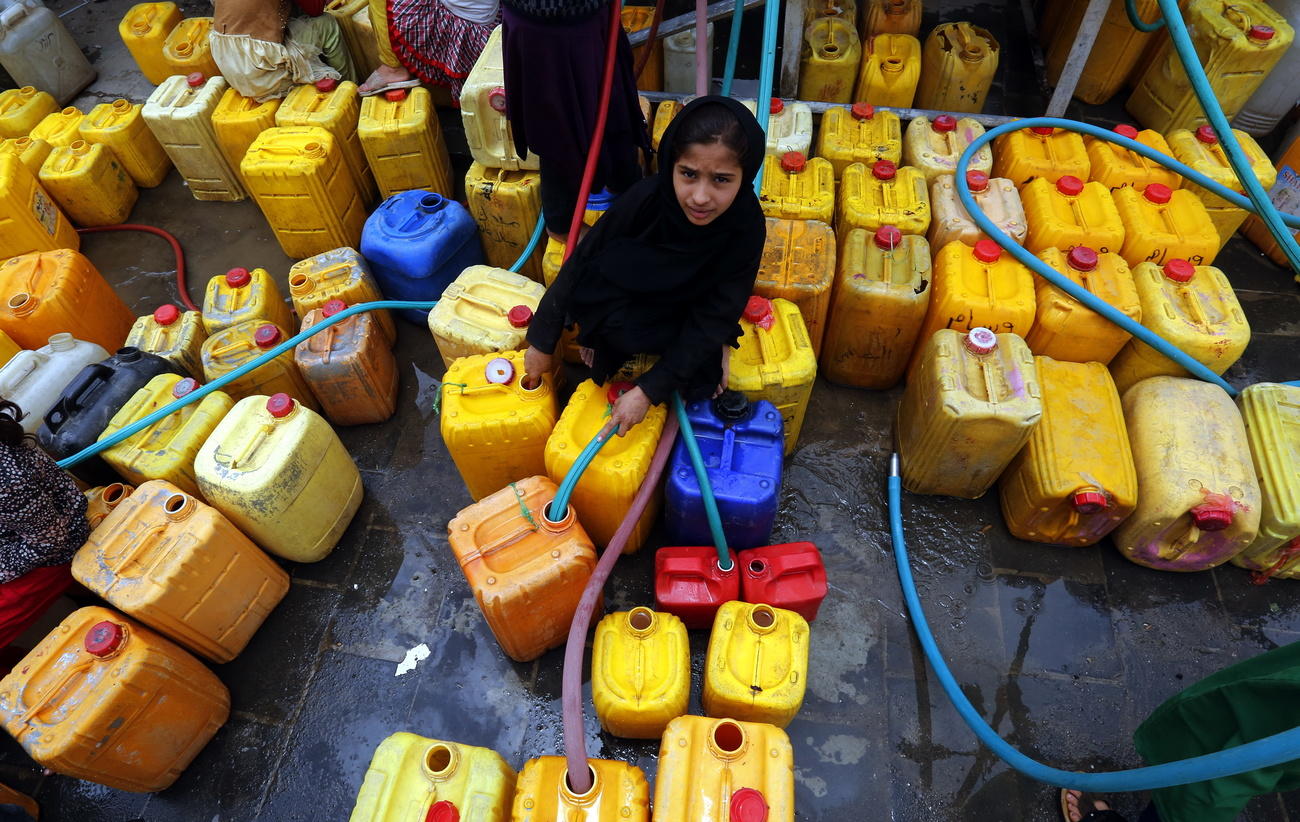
[540,154,582,240]
[360,0,415,93]
[288,15,358,82]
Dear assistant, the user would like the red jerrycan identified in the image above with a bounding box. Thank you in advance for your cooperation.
[738,542,828,622]
[654,546,740,630]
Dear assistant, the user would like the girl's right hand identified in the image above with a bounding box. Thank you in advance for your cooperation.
[523,346,553,389]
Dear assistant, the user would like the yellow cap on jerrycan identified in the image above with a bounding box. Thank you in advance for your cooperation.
[162,16,220,79]
[1112,182,1220,267]
[295,301,398,427]
[855,33,921,108]
[1167,125,1275,250]
[0,86,56,139]
[0,136,52,177]
[730,296,817,455]
[211,87,281,185]
[838,158,931,238]
[202,266,294,335]
[592,607,690,739]
[427,266,546,367]
[30,107,84,149]
[118,2,182,84]
[0,153,78,260]
[1021,174,1126,255]
[654,715,796,822]
[201,320,321,410]
[350,733,517,822]
[359,86,454,200]
[511,756,650,821]
[928,170,1028,250]
[703,601,809,728]
[755,218,836,356]
[758,152,835,223]
[862,0,922,38]
[815,102,902,178]
[902,114,993,184]
[289,246,395,343]
[798,17,862,103]
[277,78,376,206]
[39,140,139,227]
[992,126,1090,189]
[1085,124,1182,193]
[0,248,133,351]
[1024,246,1141,365]
[999,358,1138,547]
[916,22,1000,113]
[465,162,544,281]
[1231,383,1300,579]
[78,99,171,189]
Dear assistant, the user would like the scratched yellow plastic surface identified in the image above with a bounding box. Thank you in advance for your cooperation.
[78,99,170,188]
[142,74,246,202]
[125,310,207,379]
[1044,0,1160,104]
[201,319,320,409]
[211,88,281,184]
[897,329,1043,498]
[592,608,690,739]
[545,379,666,552]
[799,17,861,103]
[288,246,395,342]
[465,162,543,281]
[1108,261,1249,394]
[855,33,921,107]
[201,266,294,335]
[359,86,453,199]
[1112,185,1220,267]
[118,2,182,84]
[30,107,84,148]
[928,174,1027,250]
[737,98,814,157]
[991,127,1090,188]
[0,153,78,260]
[195,394,363,562]
[0,136,51,177]
[730,298,818,455]
[0,86,56,139]
[349,733,516,822]
[1084,128,1182,193]
[916,22,1000,113]
[1025,248,1141,365]
[653,716,795,822]
[162,16,219,77]
[814,104,902,177]
[38,141,138,227]
[702,602,809,728]
[758,154,835,223]
[999,358,1137,547]
[427,266,546,367]
[1232,383,1300,577]
[755,218,836,356]
[0,330,18,369]
[1166,127,1275,249]
[276,81,376,205]
[901,115,993,183]
[837,160,931,236]
[1020,177,1126,255]
[511,756,649,822]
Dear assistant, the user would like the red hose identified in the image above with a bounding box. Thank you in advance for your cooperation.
[633,0,667,81]
[562,413,680,793]
[76,223,196,311]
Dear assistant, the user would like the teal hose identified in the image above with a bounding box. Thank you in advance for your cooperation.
[751,0,781,192]
[1123,0,1165,32]
[547,428,612,522]
[671,392,732,571]
[509,215,546,273]
[720,0,745,97]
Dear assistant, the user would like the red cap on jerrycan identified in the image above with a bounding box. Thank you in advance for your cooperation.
[1144,183,1172,204]
[966,170,989,192]
[384,88,408,102]
[1056,175,1084,197]
[507,305,533,328]
[1195,125,1218,144]
[769,97,783,114]
[972,238,1002,263]
[321,299,348,317]
[874,225,903,250]
[1067,246,1098,272]
[153,304,180,325]
[730,788,769,822]
[932,114,956,133]
[426,800,459,822]
[1030,126,1054,135]
[172,377,200,399]
[780,151,805,173]
[851,102,874,120]
[607,380,636,403]
[872,160,897,181]
[1072,490,1108,514]
[1192,500,1234,531]
[85,621,125,657]
[964,327,998,354]
[743,296,775,329]
[314,77,338,92]
[1162,259,1196,282]
[225,267,251,288]
[266,393,296,418]
[253,324,282,348]
[1248,24,1276,41]
[1113,124,1139,139]
[186,72,205,87]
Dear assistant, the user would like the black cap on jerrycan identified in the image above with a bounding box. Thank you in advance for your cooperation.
[713,390,751,424]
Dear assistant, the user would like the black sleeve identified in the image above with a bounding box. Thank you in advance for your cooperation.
[524,213,618,355]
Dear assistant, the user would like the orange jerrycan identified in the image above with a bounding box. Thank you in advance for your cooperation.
[211,87,282,185]
[0,605,229,793]
[755,218,836,356]
[729,297,817,455]
[821,226,930,389]
[1115,376,1261,571]
[1167,125,1274,249]
[862,0,921,38]
[0,784,36,819]
[1112,182,1220,267]
[71,479,289,663]
[855,33,921,107]
[195,393,363,562]
[0,249,132,351]
[758,152,835,223]
[592,607,690,739]
[1108,259,1248,394]
[1085,124,1183,193]
[358,86,454,199]
[512,756,649,822]
[427,266,546,367]
[38,140,139,227]
[1025,246,1141,365]
[703,601,809,728]
[201,266,294,336]
[1232,383,1300,579]
[201,320,320,409]
[162,16,219,78]
[545,380,667,552]
[446,474,598,662]
[118,1,181,84]
[289,246,395,343]
[1021,175,1126,255]
[815,102,902,178]
[623,6,663,91]
[928,170,1028,250]
[29,107,83,149]
[838,159,931,237]
[99,374,234,496]
[142,73,246,202]
[78,99,170,188]
[654,715,795,822]
[85,482,134,531]
[0,135,52,177]
[898,328,1043,498]
[916,22,1000,113]
[440,350,559,501]
[799,17,862,103]
[0,86,56,139]
[902,114,993,184]
[999,358,1137,547]
[276,78,376,206]
[1045,0,1161,105]
[0,155,78,265]
[0,330,16,368]
[295,300,398,426]
[465,162,544,282]
[908,239,1037,374]
[992,126,1090,188]
[350,733,517,822]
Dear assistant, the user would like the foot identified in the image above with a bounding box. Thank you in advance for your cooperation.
[359,64,412,95]
[1063,789,1112,822]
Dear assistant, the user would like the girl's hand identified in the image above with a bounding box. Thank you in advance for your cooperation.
[522,346,553,389]
[601,386,651,438]
[713,345,732,398]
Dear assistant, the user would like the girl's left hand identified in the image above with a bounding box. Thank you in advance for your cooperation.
[601,386,651,438]
[713,345,732,398]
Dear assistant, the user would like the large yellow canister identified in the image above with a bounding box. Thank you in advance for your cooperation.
[465,163,544,281]
[654,716,795,822]
[815,103,902,178]
[1232,383,1300,579]
[651,100,681,159]
[1112,182,1220,267]
[545,379,667,552]
[758,152,835,223]
[0,153,78,260]
[427,266,546,367]
[118,2,181,84]
[898,328,1043,498]
[201,320,320,409]
[992,126,1090,189]
[288,246,395,343]
[202,266,294,335]
[838,159,930,238]
[1108,259,1248,394]
[1167,125,1275,249]
[162,16,219,78]
[0,136,52,177]
[142,74,246,202]
[1127,0,1293,133]
[39,141,138,227]
[999,358,1137,547]
[125,305,207,378]
[799,17,861,103]
[623,5,663,91]
[862,0,921,38]
[730,297,817,454]
[1045,0,1161,105]
[754,218,836,356]
[512,756,649,822]
[78,99,171,188]
[744,98,815,158]
[928,170,1028,250]
[855,33,921,107]
[592,607,690,739]
[350,734,517,822]
[195,393,363,562]
[902,114,993,184]
[30,107,84,149]
[1115,376,1261,571]
[0,86,57,140]
[1085,124,1183,193]
[211,88,281,185]
[703,601,809,729]
[277,78,375,206]
[1025,246,1141,365]
[325,0,375,78]
[358,86,453,199]
[1021,175,1126,255]
[916,22,1000,113]
[461,26,539,171]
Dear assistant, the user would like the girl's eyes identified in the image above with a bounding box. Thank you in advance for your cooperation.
[713,176,732,185]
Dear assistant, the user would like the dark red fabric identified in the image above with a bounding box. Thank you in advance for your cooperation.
[0,563,73,649]
[388,0,498,99]
[294,0,328,14]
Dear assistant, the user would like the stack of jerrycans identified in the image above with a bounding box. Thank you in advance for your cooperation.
[350,733,516,820]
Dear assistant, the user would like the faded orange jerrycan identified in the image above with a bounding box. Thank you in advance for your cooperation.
[703,601,809,728]
[512,756,649,822]
[815,102,902,178]
[0,605,229,793]
[821,226,930,389]
[999,358,1137,547]
[195,393,363,562]
[623,4,663,91]
[85,482,134,531]
[592,607,690,739]
[1021,175,1126,255]
[902,114,993,184]
[162,16,219,78]
[202,320,320,410]
[211,87,281,185]
[440,350,559,502]
[126,305,208,379]
[277,78,376,206]
[862,0,922,38]
[118,1,181,84]
[758,151,835,223]
[0,152,78,260]
[78,99,170,188]
[0,135,52,177]
[99,374,234,496]
[465,162,544,281]
[201,266,294,335]
[289,246,395,343]
[545,380,667,552]
[855,33,922,108]
[928,170,1028,250]
[729,297,817,455]
[1167,124,1274,249]
[1115,376,1261,571]
[1232,383,1300,580]
[992,126,1090,188]
[0,248,133,351]
[654,715,795,822]
[755,218,836,356]
[837,159,931,237]
[916,22,1000,113]
[30,107,84,149]
[358,86,454,200]
[1085,124,1183,193]
[0,85,56,139]
[1025,246,1142,365]
[350,733,517,822]
[71,479,289,663]
[799,17,862,103]
[427,266,546,367]
[38,140,138,227]
[1112,182,1221,267]
[446,474,598,662]
[295,300,398,426]
[1108,259,1248,394]
[898,328,1043,498]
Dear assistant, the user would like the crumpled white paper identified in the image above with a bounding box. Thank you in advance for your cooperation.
[395,643,430,676]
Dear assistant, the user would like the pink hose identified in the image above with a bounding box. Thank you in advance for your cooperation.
[695,0,709,96]
[562,414,681,793]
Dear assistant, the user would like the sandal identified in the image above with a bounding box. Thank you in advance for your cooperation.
[359,77,420,97]
[1060,788,1120,822]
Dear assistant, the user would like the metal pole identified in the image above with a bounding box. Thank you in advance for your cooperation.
[628,0,766,45]
[638,91,1021,127]
[1045,0,1110,116]
[780,0,806,99]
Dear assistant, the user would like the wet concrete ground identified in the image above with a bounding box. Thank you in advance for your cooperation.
[5,0,1300,819]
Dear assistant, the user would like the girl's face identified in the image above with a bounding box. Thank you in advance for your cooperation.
[672,142,743,226]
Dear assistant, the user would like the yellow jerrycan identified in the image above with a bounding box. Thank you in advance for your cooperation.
[440,350,559,502]
[623,4,663,91]
[730,297,817,455]
[1024,246,1142,365]
[916,22,1000,113]
[1085,124,1183,193]
[805,0,856,24]
[350,733,517,822]
[78,99,170,188]
[0,86,56,139]
[162,16,219,78]
[545,379,668,552]
[992,126,1090,189]
[85,482,134,531]
[358,86,454,199]
[1167,124,1274,249]
[855,33,921,107]
[202,266,294,335]
[702,601,809,729]
[99,374,233,496]
[325,0,375,78]
[465,163,544,281]
[30,106,84,148]
[1127,0,1293,133]
[902,114,993,184]
[211,88,282,185]
[0,329,18,368]
[591,607,690,739]
[201,320,320,409]
[1115,376,1261,571]
[862,0,922,38]
[0,152,79,260]
[1231,383,1300,580]
[1112,182,1220,267]
[461,26,539,171]
[1021,175,1126,255]
[118,1,181,84]
[651,99,681,159]
[1108,259,1248,394]
[898,328,1043,498]
[654,715,795,822]
[195,393,363,562]
[142,73,246,202]
[837,159,931,237]
[999,358,1137,547]
[38,140,138,227]
[288,246,395,342]
[1045,0,1162,105]
[511,756,649,822]
[0,135,51,177]
[427,265,546,367]
[928,170,1028,250]
[821,227,930,389]
[276,78,376,206]
[750,98,815,158]
[815,102,902,178]
[754,218,836,356]
[125,305,208,380]
[758,152,835,223]
[799,17,862,103]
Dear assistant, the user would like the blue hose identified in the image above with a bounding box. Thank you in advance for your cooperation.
[509,215,546,273]
[720,0,745,97]
[1124,0,1165,32]
[671,392,732,570]
[547,428,611,522]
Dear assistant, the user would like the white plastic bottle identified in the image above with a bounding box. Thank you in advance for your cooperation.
[663,23,715,94]
[0,0,97,105]
[0,333,109,433]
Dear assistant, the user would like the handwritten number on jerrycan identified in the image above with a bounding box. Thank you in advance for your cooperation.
[349,733,516,822]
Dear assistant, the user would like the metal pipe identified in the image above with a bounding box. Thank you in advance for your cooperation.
[637,91,1021,126]
[628,0,766,45]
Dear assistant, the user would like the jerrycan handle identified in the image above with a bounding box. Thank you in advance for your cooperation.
[110,520,174,574]
[44,364,112,429]
[454,290,509,314]
[228,424,273,470]
[19,657,97,723]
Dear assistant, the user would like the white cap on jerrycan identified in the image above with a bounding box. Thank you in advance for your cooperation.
[963,327,998,355]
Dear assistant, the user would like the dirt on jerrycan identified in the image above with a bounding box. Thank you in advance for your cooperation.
[125,304,207,379]
[591,607,690,739]
[289,246,396,343]
[754,218,836,356]
[0,248,134,351]
[295,300,398,426]
[815,102,902,177]
[201,320,320,410]
[902,114,993,184]
[84,482,134,531]
[916,22,1000,113]
[349,733,517,822]
[511,756,649,822]
[758,151,835,223]
[654,715,795,822]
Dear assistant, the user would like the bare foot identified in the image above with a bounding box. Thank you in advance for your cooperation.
[1064,789,1112,822]
[359,64,412,95]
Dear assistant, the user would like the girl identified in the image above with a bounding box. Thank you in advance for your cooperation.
[523,96,767,436]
